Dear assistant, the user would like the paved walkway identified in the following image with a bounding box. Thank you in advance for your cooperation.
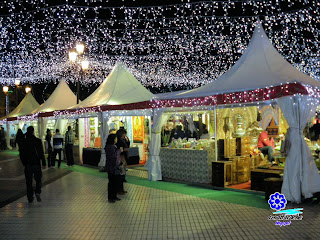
[0,150,72,208]
[0,151,319,239]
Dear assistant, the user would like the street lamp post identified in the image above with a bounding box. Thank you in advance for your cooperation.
[69,43,89,104]
[2,85,32,115]
[2,86,10,115]
[14,79,21,107]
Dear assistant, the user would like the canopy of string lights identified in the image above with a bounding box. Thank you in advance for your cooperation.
[0,0,319,90]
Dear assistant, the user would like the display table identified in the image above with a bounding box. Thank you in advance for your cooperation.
[82,147,140,166]
[83,148,101,166]
[212,161,233,187]
[251,169,283,191]
[160,148,215,184]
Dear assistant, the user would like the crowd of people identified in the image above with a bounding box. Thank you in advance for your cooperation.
[105,128,130,203]
[13,125,130,204]
[161,121,211,146]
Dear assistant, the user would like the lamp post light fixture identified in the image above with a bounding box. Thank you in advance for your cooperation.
[68,51,78,63]
[25,86,32,94]
[68,42,89,104]
[3,86,9,94]
[14,79,21,87]
[81,60,89,71]
[2,86,10,115]
[76,43,85,55]
[14,79,22,107]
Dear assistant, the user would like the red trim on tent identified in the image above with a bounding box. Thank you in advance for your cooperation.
[4,82,308,121]
[151,82,307,108]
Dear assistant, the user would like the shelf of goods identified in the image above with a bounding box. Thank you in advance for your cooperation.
[160,148,215,184]
[229,156,251,184]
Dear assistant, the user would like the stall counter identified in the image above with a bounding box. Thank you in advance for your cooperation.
[82,147,141,166]
[160,148,215,184]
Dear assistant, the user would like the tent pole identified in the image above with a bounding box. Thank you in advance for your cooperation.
[214,106,217,161]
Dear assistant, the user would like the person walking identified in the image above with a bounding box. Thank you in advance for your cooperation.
[15,129,24,149]
[105,134,122,203]
[52,129,64,168]
[19,126,46,203]
[0,126,8,150]
[65,126,75,166]
[45,129,53,168]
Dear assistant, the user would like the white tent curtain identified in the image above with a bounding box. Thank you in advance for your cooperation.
[276,95,320,203]
[38,117,48,141]
[98,112,110,168]
[18,121,25,131]
[54,118,68,135]
[6,122,11,149]
[145,109,170,181]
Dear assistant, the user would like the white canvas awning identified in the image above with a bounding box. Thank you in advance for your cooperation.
[72,63,155,109]
[32,80,77,114]
[1,93,40,119]
[172,23,320,100]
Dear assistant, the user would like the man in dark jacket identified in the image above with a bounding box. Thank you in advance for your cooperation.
[19,126,46,203]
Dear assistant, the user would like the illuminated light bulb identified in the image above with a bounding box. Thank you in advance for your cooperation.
[68,51,78,63]
[15,79,21,86]
[76,43,85,54]
[81,60,89,71]
[3,86,9,93]
[25,86,32,93]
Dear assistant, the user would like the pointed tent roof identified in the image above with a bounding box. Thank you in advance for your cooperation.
[74,63,155,108]
[175,23,320,99]
[32,80,77,114]
[1,93,40,119]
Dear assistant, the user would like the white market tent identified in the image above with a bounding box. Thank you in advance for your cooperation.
[149,23,320,203]
[32,80,77,114]
[0,93,40,148]
[1,92,40,120]
[173,23,320,99]
[30,79,77,140]
[73,63,155,108]
[67,63,156,167]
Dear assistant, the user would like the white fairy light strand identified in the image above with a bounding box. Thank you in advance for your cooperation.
[0,0,319,89]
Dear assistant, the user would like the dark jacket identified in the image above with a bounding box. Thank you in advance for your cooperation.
[171,129,186,140]
[19,134,46,167]
[116,138,129,160]
[105,144,120,174]
[45,134,52,150]
[15,132,25,148]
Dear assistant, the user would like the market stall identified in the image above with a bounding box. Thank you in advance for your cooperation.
[150,23,320,203]
[0,92,40,148]
[157,111,215,183]
[31,80,78,140]
[80,114,150,166]
[65,63,155,166]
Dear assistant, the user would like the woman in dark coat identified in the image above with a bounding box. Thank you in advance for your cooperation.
[15,129,24,149]
[105,134,122,203]
[45,129,53,167]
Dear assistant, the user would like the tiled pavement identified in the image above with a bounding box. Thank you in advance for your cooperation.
[0,169,320,239]
[0,150,72,208]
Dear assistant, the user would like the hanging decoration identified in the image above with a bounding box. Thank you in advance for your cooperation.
[0,0,318,89]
